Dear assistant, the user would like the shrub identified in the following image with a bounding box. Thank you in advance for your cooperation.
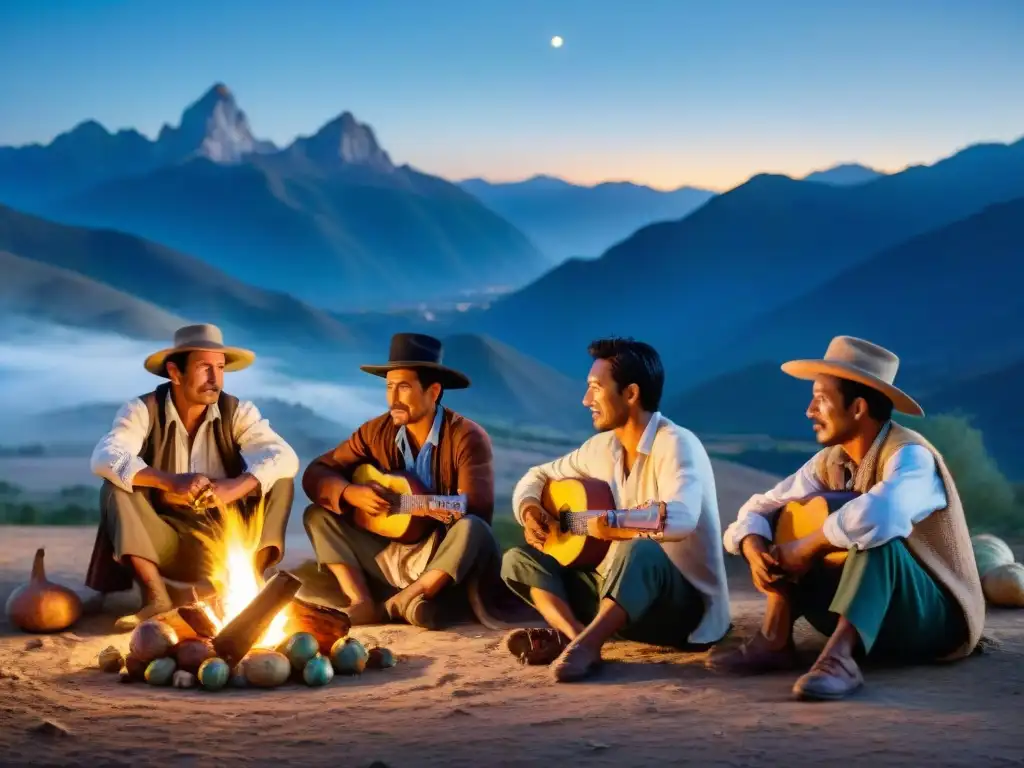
[899,414,1021,534]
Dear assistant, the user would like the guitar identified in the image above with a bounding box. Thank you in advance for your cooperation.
[348,464,468,544]
[539,478,666,569]
[771,491,860,566]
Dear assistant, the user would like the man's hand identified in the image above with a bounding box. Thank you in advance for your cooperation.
[773,530,833,579]
[521,503,555,550]
[161,473,213,507]
[193,475,259,509]
[740,535,786,595]
[342,483,396,517]
[585,512,612,540]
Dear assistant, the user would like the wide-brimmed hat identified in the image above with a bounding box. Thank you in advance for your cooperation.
[360,333,470,389]
[780,335,924,416]
[143,324,255,378]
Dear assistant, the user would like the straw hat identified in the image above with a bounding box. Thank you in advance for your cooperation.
[781,335,923,416]
[143,324,255,378]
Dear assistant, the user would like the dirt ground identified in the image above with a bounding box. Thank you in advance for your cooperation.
[1,526,1023,768]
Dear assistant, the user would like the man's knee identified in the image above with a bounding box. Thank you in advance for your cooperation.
[265,478,295,506]
[100,481,143,522]
[501,545,537,583]
[613,537,669,574]
[302,503,333,533]
[449,514,493,551]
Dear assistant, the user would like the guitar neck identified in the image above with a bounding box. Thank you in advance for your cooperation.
[397,494,467,517]
[559,506,662,536]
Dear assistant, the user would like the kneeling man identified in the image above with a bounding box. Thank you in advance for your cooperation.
[302,333,501,630]
[86,324,299,631]
[712,336,985,701]
[501,338,730,682]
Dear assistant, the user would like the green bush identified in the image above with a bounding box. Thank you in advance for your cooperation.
[899,414,1021,534]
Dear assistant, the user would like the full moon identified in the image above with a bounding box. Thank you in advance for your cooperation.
[550,35,563,48]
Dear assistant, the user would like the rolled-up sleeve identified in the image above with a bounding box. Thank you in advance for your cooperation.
[90,399,150,492]
[822,444,946,550]
[511,436,604,526]
[233,401,300,493]
[650,429,707,541]
[722,458,825,555]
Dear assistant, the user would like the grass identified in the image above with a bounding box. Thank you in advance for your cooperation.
[0,482,99,525]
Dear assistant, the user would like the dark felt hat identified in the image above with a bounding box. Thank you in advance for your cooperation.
[359,333,470,389]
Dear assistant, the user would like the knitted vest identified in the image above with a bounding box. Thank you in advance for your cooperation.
[813,422,985,659]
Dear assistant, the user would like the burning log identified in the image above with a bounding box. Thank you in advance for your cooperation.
[156,604,220,640]
[286,597,352,655]
[212,570,301,668]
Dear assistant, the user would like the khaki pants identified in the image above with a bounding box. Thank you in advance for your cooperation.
[301,504,499,610]
[95,479,293,587]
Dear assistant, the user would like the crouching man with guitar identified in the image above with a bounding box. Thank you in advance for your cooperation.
[501,338,732,682]
[301,333,502,630]
[711,337,982,702]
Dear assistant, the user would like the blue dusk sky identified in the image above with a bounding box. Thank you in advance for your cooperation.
[0,0,1021,190]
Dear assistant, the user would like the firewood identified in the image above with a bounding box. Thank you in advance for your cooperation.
[154,603,219,640]
[212,571,301,668]
[287,597,352,655]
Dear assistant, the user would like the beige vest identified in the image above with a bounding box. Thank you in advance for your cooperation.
[813,422,985,660]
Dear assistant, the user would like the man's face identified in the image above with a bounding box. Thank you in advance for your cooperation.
[582,359,629,432]
[806,375,858,446]
[386,369,437,426]
[167,350,225,406]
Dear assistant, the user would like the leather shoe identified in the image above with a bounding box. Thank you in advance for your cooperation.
[792,654,864,701]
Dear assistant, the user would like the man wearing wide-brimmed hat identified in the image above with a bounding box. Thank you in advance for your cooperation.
[712,336,985,700]
[85,324,300,631]
[300,332,511,630]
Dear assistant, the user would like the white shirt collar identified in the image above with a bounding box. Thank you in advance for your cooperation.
[164,389,220,431]
[610,411,662,457]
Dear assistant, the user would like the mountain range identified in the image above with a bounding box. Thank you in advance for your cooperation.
[458,163,886,263]
[465,135,1024,385]
[0,84,547,311]
[0,84,1020,479]
[459,175,716,261]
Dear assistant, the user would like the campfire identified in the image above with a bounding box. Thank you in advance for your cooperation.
[190,497,293,651]
[95,500,397,691]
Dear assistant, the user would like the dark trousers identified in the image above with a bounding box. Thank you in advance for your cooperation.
[787,540,967,659]
[501,538,705,648]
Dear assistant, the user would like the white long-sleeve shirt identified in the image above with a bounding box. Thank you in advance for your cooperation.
[511,412,730,645]
[722,443,947,554]
[90,391,300,494]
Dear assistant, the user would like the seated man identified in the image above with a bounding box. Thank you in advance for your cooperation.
[301,333,501,630]
[500,337,731,682]
[711,336,985,701]
[85,324,300,631]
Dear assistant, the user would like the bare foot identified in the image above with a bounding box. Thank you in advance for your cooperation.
[550,638,602,682]
[384,592,440,629]
[346,600,386,625]
[112,597,173,633]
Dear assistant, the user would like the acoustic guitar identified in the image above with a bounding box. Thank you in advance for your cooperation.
[772,491,860,566]
[348,464,468,544]
[539,478,666,569]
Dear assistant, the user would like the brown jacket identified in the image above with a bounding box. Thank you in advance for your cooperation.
[302,407,495,524]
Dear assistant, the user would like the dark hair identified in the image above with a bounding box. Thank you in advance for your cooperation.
[415,369,445,404]
[838,378,894,423]
[588,337,664,412]
[163,351,192,377]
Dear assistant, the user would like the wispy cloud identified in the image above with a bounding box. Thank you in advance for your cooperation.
[0,318,383,426]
